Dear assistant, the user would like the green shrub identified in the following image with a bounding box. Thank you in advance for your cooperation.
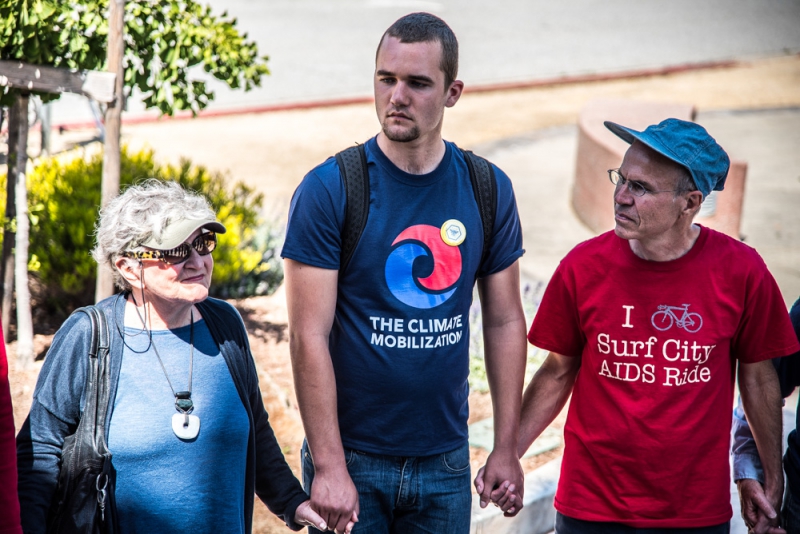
[0,146,283,319]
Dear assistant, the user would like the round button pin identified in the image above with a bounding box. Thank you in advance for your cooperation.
[440,219,466,246]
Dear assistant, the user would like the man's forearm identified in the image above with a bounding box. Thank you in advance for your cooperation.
[483,319,527,450]
[739,360,784,502]
[290,338,347,471]
[284,259,346,471]
[477,262,527,450]
[518,352,580,457]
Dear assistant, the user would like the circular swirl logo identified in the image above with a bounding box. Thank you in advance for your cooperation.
[385,223,463,309]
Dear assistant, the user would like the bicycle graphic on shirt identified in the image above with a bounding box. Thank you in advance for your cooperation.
[650,304,703,333]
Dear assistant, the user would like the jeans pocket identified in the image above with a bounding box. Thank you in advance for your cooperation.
[344,448,359,467]
[441,444,471,474]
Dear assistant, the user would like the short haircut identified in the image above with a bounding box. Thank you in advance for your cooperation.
[92,179,217,290]
[675,166,699,196]
[378,12,459,88]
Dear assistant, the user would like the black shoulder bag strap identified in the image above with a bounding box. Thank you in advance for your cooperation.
[461,149,497,267]
[336,144,497,272]
[336,144,370,272]
[48,305,116,534]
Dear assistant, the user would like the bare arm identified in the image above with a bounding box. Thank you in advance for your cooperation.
[285,259,358,532]
[738,360,784,533]
[518,351,581,457]
[474,261,527,515]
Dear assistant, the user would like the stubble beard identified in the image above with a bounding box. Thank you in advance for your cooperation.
[382,120,420,143]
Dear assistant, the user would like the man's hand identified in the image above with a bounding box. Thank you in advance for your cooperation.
[295,499,357,534]
[474,447,524,517]
[736,478,785,534]
[739,360,784,534]
[309,466,359,533]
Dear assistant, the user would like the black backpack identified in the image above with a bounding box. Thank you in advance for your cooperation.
[335,144,497,272]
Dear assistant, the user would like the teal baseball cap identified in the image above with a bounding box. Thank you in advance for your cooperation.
[604,118,730,198]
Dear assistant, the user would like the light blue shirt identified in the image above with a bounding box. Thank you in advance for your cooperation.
[731,397,765,483]
[108,319,249,533]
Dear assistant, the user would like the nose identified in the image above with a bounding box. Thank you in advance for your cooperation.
[390,82,410,107]
[183,246,205,268]
[613,180,634,206]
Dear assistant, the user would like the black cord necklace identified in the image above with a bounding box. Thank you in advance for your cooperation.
[150,310,198,440]
[127,285,200,440]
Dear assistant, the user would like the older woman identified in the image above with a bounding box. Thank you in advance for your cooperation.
[17,180,341,533]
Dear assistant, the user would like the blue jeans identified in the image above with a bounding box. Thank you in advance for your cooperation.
[555,512,730,534]
[301,440,472,534]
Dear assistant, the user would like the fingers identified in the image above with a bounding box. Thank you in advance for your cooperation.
[474,466,486,496]
[750,489,778,520]
[332,512,352,534]
[332,509,359,533]
[342,511,358,534]
[294,500,328,531]
[737,479,776,528]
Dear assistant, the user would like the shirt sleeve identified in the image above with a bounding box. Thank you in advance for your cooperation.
[281,159,345,270]
[527,259,586,357]
[731,397,765,483]
[477,165,524,277]
[0,323,22,534]
[732,263,800,363]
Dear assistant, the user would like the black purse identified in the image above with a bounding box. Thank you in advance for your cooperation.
[46,305,117,533]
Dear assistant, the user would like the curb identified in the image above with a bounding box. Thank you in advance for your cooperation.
[470,457,560,534]
[50,59,742,132]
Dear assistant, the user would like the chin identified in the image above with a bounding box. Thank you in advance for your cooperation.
[184,286,210,304]
[613,225,635,241]
[383,124,419,143]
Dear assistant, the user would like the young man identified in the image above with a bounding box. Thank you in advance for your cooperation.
[281,12,527,533]
[501,119,799,531]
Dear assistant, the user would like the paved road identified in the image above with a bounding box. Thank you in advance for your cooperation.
[48,0,800,124]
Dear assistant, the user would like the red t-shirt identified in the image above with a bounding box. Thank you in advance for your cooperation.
[528,227,800,528]
[0,323,22,534]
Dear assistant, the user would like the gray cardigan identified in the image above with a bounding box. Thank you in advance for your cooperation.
[16,293,308,533]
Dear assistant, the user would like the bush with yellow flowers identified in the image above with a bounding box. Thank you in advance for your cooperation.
[0,146,283,321]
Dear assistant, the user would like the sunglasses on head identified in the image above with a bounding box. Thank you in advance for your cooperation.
[123,232,217,265]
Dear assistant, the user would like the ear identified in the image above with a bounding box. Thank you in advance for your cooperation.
[682,190,704,217]
[114,256,142,287]
[445,79,464,108]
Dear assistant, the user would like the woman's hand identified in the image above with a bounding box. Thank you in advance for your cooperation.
[295,499,356,533]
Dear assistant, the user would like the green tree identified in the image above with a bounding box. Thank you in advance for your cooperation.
[0,0,269,114]
[0,0,269,360]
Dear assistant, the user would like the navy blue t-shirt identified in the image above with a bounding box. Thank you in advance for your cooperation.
[282,137,523,456]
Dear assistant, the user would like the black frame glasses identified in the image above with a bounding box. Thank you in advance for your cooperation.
[124,232,217,265]
[608,169,678,197]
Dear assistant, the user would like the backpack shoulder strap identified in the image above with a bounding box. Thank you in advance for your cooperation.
[461,149,497,265]
[336,144,370,272]
[74,305,111,446]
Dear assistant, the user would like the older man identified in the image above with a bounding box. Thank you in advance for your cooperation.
[513,119,800,531]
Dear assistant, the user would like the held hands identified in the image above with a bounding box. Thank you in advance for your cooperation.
[295,500,357,534]
[473,448,525,517]
[304,467,359,533]
[736,478,785,534]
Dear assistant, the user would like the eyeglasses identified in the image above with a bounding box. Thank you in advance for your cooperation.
[123,232,217,265]
[608,169,678,197]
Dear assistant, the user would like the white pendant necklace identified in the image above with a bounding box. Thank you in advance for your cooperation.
[148,309,200,440]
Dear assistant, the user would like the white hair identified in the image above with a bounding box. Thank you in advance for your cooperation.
[92,179,217,290]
